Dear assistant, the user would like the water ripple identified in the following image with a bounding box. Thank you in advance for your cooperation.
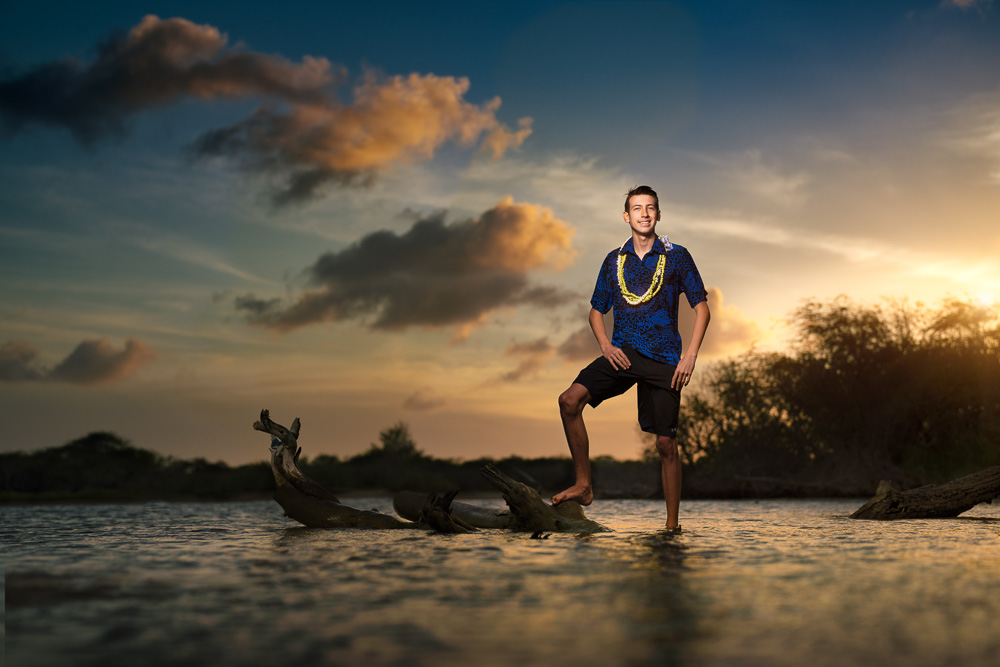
[3,498,999,666]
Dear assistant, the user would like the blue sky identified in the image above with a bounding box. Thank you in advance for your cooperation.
[2,1,999,463]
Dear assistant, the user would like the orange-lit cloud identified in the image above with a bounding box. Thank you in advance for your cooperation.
[678,287,761,357]
[235,197,577,333]
[0,15,531,204]
[192,72,533,204]
[0,338,155,385]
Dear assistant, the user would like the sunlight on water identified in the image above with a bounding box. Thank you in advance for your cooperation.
[3,498,999,666]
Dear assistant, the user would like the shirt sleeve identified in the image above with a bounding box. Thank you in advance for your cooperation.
[590,253,614,314]
[679,247,708,308]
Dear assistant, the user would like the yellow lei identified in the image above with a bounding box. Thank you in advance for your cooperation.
[617,236,670,305]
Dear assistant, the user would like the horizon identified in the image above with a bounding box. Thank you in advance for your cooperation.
[2,1,999,465]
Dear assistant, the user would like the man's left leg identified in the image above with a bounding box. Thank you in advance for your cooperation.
[656,435,682,530]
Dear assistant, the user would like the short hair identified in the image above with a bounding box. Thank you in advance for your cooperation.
[624,185,659,212]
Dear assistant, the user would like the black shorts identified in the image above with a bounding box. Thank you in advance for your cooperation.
[573,346,681,438]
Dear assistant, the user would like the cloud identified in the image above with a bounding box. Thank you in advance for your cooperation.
[678,287,761,357]
[496,337,555,383]
[124,223,272,283]
[941,91,1000,184]
[0,15,531,204]
[557,325,601,361]
[51,338,156,385]
[191,72,532,204]
[556,311,613,361]
[0,15,334,145]
[234,197,577,334]
[942,0,992,9]
[0,340,47,381]
[663,205,1000,293]
[730,150,811,206]
[402,387,447,412]
[0,338,155,385]
[663,206,890,261]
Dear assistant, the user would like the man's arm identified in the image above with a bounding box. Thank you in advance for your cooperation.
[672,300,710,389]
[589,308,630,370]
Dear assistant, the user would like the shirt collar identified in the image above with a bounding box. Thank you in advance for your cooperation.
[620,235,672,257]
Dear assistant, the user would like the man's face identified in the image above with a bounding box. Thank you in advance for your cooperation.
[623,194,660,236]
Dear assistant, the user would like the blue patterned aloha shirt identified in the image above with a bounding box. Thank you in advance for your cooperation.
[590,236,707,366]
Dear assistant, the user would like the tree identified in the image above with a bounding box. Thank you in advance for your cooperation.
[372,422,421,458]
[683,296,1000,492]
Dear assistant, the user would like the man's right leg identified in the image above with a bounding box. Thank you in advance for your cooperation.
[552,383,595,506]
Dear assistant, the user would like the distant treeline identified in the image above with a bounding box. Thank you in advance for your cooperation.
[0,426,656,503]
[2,297,997,502]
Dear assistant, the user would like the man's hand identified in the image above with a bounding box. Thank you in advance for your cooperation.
[600,341,630,370]
[673,300,710,390]
[671,355,696,390]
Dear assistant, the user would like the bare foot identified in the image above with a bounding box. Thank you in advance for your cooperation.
[552,484,594,506]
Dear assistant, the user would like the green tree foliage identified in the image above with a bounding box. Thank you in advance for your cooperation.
[683,297,1000,494]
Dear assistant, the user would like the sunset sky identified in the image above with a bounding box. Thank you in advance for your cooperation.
[2,1,999,464]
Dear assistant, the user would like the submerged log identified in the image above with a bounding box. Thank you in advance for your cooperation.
[253,410,417,529]
[850,466,1000,520]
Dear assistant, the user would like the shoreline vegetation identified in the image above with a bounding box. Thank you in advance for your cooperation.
[3,296,998,504]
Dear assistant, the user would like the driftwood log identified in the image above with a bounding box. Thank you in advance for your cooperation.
[254,410,416,528]
[850,466,1000,520]
[394,491,514,529]
[419,490,480,534]
[394,464,610,533]
[253,410,609,533]
[481,463,609,533]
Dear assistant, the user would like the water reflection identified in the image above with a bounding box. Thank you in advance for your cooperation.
[3,499,1000,666]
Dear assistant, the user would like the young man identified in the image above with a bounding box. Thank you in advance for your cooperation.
[553,185,710,531]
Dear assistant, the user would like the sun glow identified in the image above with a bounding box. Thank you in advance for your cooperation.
[974,290,997,307]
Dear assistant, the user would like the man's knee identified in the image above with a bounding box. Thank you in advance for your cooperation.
[656,435,679,463]
[558,384,588,417]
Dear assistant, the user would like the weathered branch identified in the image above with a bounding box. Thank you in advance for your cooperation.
[253,410,339,503]
[253,409,416,529]
[850,466,1000,520]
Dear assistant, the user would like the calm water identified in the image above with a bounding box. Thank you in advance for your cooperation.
[3,497,999,667]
